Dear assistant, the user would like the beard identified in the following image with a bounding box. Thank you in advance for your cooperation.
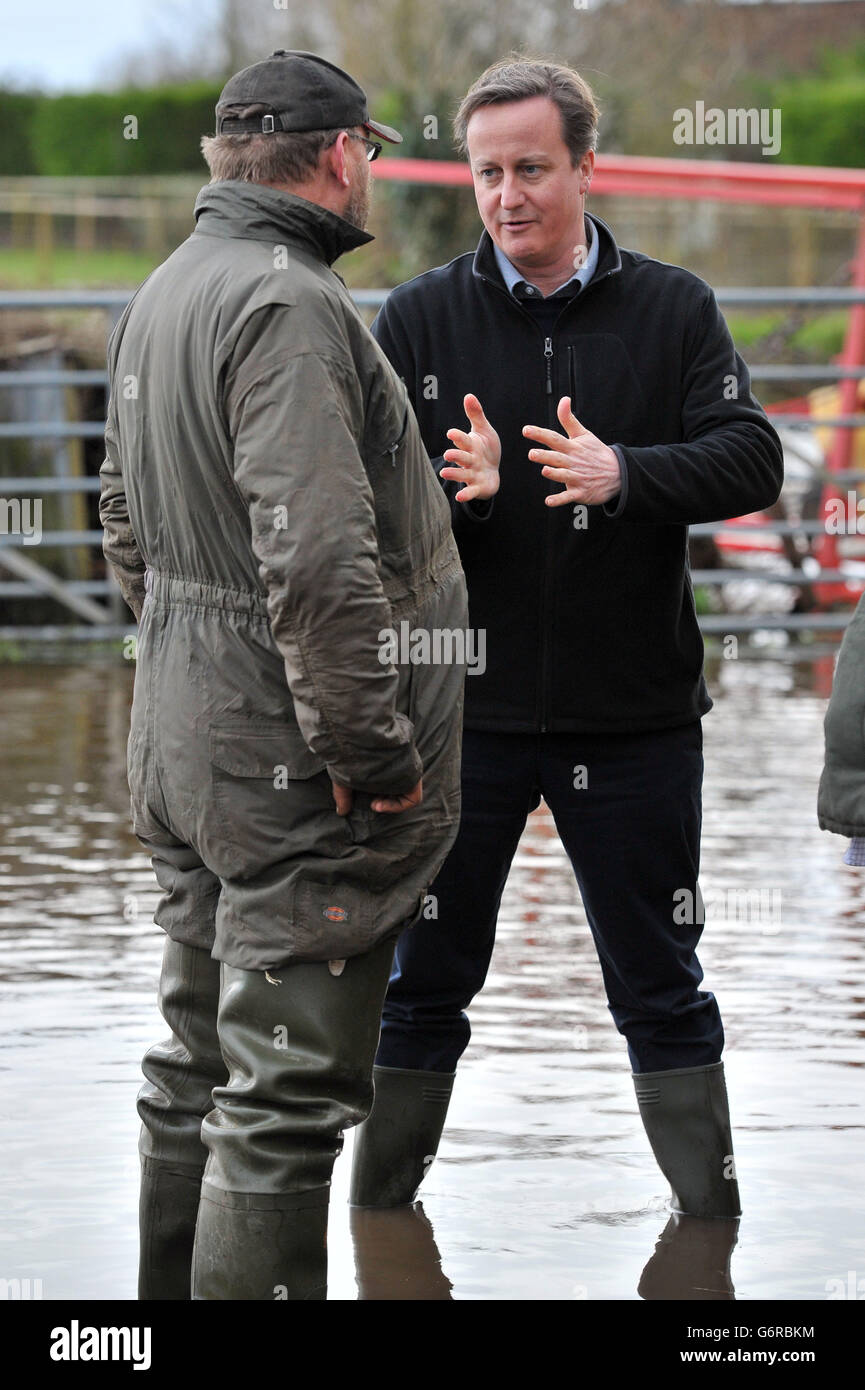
[343,166,371,231]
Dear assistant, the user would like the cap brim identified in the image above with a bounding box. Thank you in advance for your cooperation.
[364,118,402,144]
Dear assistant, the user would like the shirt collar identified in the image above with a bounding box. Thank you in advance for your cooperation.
[492,213,599,298]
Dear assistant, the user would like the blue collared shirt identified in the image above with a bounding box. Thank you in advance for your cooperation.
[492,212,599,298]
[490,212,626,511]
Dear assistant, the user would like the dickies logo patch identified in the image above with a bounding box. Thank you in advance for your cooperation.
[323,905,349,923]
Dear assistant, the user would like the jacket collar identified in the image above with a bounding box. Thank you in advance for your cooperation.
[472,211,622,292]
[193,180,373,266]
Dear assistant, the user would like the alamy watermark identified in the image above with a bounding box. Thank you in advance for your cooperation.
[0,497,42,545]
[378,621,486,675]
[0,1276,43,1299]
[825,1270,865,1299]
[49,1321,151,1370]
[824,493,865,534]
[673,102,781,157]
[674,885,782,933]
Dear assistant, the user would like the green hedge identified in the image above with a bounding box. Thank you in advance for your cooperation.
[772,78,865,169]
[760,45,865,169]
[0,84,222,175]
[0,91,40,174]
[31,84,222,175]
[3,47,865,177]
[0,81,449,177]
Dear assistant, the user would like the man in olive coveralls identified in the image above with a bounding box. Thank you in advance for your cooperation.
[100,51,467,1300]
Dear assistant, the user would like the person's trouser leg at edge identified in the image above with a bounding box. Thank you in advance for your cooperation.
[192,934,396,1300]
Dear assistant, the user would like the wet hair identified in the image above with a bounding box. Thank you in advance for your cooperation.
[453,58,600,166]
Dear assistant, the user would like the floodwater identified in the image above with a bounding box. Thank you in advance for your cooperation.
[0,657,863,1302]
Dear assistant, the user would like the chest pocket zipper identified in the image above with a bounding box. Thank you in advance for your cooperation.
[567,343,578,413]
[384,405,409,467]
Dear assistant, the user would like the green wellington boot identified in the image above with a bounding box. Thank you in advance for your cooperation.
[192,1186,330,1301]
[192,937,396,1299]
[138,938,226,1300]
[349,1065,455,1207]
[138,1156,207,1301]
[633,1061,742,1219]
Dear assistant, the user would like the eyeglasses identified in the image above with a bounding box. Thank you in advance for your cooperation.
[348,131,382,162]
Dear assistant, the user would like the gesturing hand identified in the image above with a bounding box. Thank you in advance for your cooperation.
[523,396,622,507]
[439,393,501,503]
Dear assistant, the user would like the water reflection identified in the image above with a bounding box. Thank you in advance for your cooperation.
[350,1204,453,1300]
[638,1216,738,1301]
[0,658,863,1300]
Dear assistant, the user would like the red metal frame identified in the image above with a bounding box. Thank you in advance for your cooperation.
[814,216,865,605]
[374,152,865,209]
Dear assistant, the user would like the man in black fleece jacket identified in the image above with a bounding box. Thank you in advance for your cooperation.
[350,58,783,1222]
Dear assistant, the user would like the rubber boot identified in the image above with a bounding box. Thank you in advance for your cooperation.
[192,936,396,1300]
[350,1201,453,1300]
[137,938,227,1300]
[633,1061,742,1219]
[349,1065,455,1207]
[638,1213,739,1300]
[138,1157,205,1301]
[193,1186,330,1301]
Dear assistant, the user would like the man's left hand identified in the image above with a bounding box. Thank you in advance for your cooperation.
[523,396,621,507]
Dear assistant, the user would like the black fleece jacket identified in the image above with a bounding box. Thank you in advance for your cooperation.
[371,213,783,734]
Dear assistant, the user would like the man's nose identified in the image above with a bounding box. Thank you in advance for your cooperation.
[500,174,525,210]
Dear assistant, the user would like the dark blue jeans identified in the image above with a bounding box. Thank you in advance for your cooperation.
[376,722,724,1076]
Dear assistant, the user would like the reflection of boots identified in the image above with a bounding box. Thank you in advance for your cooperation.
[633,1062,742,1219]
[351,1201,453,1300]
[639,1214,739,1300]
[137,939,226,1300]
[192,937,396,1300]
[349,1065,455,1207]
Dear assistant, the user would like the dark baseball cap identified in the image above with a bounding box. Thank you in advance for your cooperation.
[215,50,402,144]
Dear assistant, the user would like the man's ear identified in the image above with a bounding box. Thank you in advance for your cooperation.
[579,148,595,191]
[325,131,353,188]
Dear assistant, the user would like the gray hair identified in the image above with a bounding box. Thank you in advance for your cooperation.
[201,104,345,185]
[453,59,600,165]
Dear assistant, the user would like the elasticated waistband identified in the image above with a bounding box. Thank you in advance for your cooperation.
[145,567,270,617]
[143,532,462,619]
